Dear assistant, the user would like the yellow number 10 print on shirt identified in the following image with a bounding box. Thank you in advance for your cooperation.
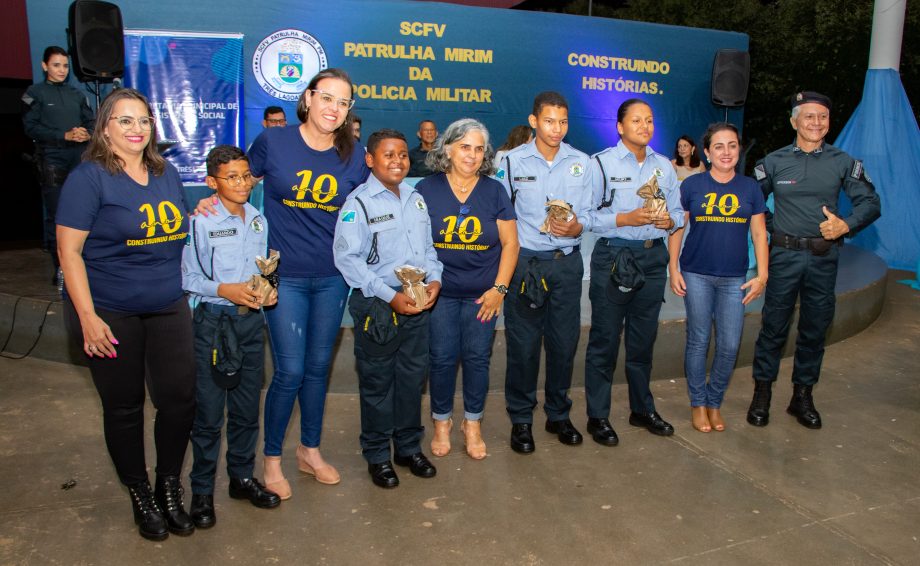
[701,192,739,216]
[292,169,338,204]
[139,201,184,237]
[441,215,482,243]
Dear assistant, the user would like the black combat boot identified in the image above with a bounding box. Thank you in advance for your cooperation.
[787,384,822,429]
[154,475,195,536]
[747,380,772,427]
[128,480,168,541]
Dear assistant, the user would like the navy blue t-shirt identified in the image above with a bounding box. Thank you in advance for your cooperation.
[249,125,369,278]
[56,161,190,312]
[679,172,767,277]
[417,173,516,298]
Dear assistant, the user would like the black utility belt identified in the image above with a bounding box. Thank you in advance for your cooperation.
[520,245,580,260]
[772,232,840,255]
[198,301,256,317]
[599,237,663,249]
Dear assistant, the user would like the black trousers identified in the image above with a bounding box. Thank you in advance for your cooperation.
[38,146,82,264]
[753,245,839,386]
[65,297,196,486]
[349,293,429,465]
[584,240,669,416]
[189,304,265,494]
[504,250,583,424]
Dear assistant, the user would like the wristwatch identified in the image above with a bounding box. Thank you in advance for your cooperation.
[493,284,508,295]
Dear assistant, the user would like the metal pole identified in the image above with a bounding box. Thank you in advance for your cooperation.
[588,0,593,17]
[868,0,906,70]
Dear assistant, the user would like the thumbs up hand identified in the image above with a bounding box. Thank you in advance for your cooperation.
[819,206,850,240]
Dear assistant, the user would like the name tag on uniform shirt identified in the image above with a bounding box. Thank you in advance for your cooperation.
[513,176,536,182]
[610,177,632,183]
[209,228,237,238]
[369,214,395,224]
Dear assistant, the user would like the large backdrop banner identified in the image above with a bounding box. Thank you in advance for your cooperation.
[123,30,244,183]
[27,0,747,156]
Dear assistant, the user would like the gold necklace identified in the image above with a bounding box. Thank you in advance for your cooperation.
[448,174,476,194]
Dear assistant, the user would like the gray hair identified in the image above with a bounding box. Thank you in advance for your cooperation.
[791,106,800,120]
[425,118,495,175]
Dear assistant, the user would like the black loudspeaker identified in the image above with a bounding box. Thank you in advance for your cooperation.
[711,49,750,107]
[67,0,124,82]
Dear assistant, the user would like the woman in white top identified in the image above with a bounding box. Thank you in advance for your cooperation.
[671,135,707,181]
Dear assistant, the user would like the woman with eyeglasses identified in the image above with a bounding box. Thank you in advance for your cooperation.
[415,118,519,460]
[56,88,196,541]
[197,68,368,498]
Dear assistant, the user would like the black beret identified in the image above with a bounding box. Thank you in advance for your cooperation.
[792,91,832,110]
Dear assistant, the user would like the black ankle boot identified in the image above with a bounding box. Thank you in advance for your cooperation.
[787,384,822,429]
[128,480,168,541]
[154,475,195,536]
[747,380,773,426]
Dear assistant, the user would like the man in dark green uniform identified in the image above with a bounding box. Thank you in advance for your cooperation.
[747,91,881,429]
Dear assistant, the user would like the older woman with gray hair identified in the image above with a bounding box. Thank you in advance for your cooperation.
[416,118,519,460]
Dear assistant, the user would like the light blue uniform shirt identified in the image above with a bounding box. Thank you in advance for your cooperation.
[496,140,594,254]
[333,173,443,303]
[588,140,684,240]
[182,198,269,306]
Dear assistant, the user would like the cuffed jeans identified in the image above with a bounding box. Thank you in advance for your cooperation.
[429,296,496,421]
[682,271,746,408]
[263,275,348,455]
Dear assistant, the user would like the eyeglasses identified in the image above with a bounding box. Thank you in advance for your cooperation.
[212,173,254,186]
[311,89,355,110]
[265,118,287,126]
[109,116,154,131]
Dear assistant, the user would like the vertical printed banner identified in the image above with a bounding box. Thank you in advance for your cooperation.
[124,30,244,184]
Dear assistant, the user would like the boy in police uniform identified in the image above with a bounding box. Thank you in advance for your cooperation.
[333,129,443,489]
[182,145,281,528]
[747,91,881,429]
[495,91,595,454]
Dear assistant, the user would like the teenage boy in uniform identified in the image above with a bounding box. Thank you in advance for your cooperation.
[182,145,281,528]
[496,91,594,453]
[333,129,443,488]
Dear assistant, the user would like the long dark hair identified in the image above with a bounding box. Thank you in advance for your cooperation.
[83,88,166,176]
[296,68,356,161]
[673,135,701,168]
[497,125,532,152]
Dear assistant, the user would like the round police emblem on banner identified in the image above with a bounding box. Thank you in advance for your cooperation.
[253,30,327,101]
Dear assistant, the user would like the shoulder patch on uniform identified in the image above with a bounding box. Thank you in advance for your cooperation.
[415,198,426,211]
[570,163,584,177]
[340,210,356,223]
[495,168,505,180]
[653,167,664,178]
[334,236,349,251]
[754,164,766,181]
[250,217,264,233]
[850,159,864,180]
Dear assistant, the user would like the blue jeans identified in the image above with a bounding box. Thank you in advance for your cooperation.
[682,271,746,408]
[428,296,497,421]
[263,275,348,455]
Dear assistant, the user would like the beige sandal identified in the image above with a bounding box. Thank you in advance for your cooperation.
[707,407,725,432]
[263,455,291,500]
[296,445,341,485]
[461,419,487,460]
[430,418,452,457]
[691,406,712,433]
